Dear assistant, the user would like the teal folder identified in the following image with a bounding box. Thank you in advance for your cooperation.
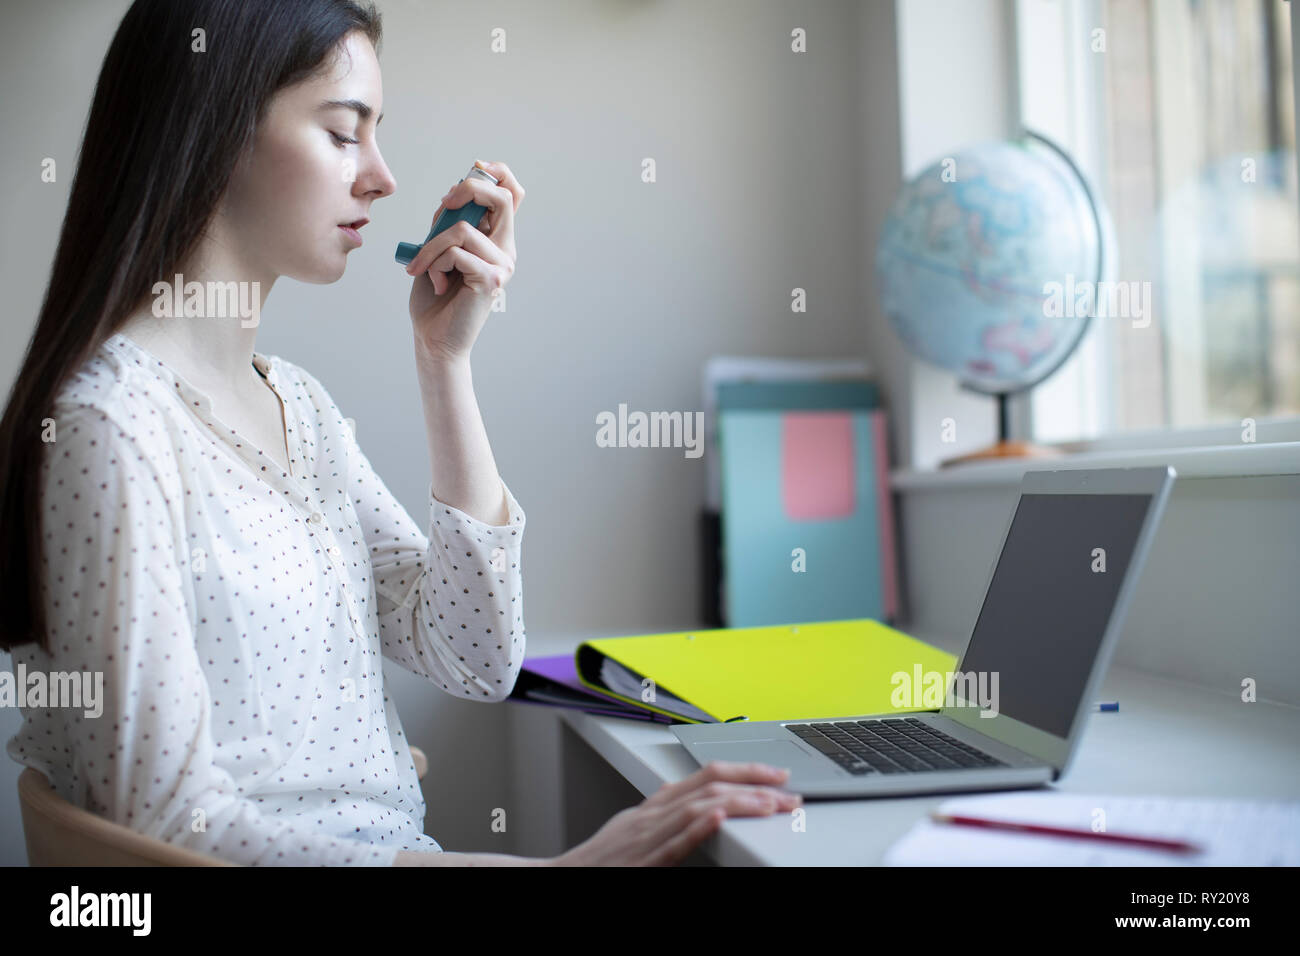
[717,380,898,628]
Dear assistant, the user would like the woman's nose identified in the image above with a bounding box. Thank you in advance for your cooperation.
[361,149,397,199]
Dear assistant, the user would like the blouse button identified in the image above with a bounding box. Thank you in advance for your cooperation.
[328,545,341,558]
[309,512,324,525]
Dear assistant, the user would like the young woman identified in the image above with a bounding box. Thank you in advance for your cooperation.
[0,0,799,866]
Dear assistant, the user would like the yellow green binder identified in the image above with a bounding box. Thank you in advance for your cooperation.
[574,618,958,724]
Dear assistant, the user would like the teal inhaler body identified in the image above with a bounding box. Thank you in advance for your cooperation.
[395,163,500,267]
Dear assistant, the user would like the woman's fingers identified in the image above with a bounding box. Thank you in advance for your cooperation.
[404,204,443,279]
[682,781,802,817]
[645,760,791,807]
[642,783,802,866]
[418,225,514,295]
[405,162,522,285]
[405,200,516,281]
[555,761,802,866]
[649,805,725,867]
[476,159,525,212]
[445,174,516,254]
[405,218,509,283]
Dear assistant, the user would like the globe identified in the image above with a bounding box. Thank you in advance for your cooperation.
[875,132,1112,397]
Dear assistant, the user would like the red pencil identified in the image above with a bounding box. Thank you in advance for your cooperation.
[930,811,1203,854]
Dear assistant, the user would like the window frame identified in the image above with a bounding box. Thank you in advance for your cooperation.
[1008,0,1300,453]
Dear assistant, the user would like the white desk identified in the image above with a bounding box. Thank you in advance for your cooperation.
[552,664,1300,866]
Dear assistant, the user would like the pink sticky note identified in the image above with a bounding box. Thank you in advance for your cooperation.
[780,412,856,520]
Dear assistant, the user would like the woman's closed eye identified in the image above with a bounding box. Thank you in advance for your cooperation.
[330,131,359,147]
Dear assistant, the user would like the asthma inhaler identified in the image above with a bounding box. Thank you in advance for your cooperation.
[395,162,500,267]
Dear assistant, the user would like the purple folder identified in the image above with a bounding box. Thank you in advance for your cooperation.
[509,654,675,724]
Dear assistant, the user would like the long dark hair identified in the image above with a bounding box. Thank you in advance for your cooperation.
[0,0,382,653]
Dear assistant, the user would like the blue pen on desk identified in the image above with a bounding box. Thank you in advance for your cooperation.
[1093,701,1119,712]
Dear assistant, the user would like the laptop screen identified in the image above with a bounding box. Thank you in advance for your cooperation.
[956,492,1153,738]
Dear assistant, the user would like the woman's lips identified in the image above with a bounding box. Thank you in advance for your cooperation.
[338,219,366,246]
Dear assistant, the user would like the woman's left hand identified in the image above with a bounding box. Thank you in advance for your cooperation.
[406,160,523,360]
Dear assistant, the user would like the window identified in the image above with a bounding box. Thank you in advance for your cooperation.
[1017,0,1300,444]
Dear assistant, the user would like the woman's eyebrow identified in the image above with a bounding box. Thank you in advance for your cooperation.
[316,98,384,125]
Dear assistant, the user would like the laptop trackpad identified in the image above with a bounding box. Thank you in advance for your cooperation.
[691,739,814,770]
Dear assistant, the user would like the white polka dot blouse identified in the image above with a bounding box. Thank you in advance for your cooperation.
[5,331,527,866]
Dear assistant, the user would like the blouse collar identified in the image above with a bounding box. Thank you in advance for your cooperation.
[105,331,282,415]
[102,330,307,496]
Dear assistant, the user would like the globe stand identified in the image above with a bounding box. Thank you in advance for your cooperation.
[939,392,1064,468]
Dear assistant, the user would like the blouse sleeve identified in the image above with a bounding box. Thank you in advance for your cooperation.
[34,405,397,866]
[342,422,527,701]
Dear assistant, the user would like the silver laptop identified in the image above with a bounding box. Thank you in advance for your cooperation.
[673,466,1176,798]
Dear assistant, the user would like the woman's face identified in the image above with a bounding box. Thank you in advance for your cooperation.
[217,31,396,284]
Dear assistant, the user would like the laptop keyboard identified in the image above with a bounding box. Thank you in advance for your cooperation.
[786,717,1009,776]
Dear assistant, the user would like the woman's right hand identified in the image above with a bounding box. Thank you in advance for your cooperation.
[550,761,802,866]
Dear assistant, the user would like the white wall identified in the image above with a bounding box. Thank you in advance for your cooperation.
[898,470,1300,708]
[894,0,1019,469]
